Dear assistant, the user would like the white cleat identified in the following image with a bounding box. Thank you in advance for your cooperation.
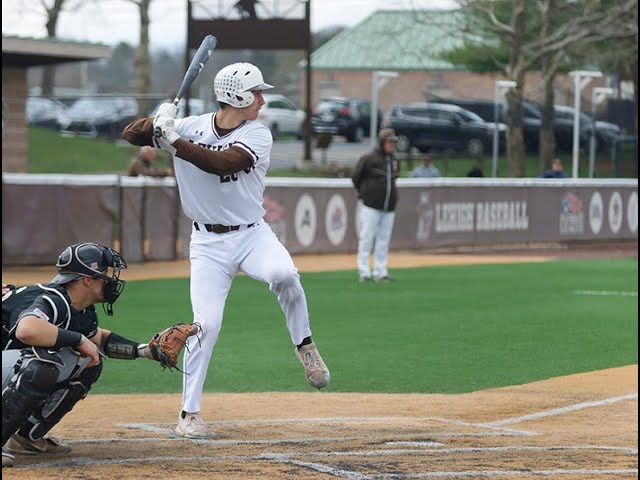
[175,411,216,439]
[295,342,330,389]
[2,447,14,468]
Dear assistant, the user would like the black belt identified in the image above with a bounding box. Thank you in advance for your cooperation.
[193,222,255,234]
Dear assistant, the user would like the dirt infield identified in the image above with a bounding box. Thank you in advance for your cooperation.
[3,244,638,478]
[8,366,638,479]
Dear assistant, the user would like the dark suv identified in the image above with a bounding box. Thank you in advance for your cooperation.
[551,105,621,152]
[430,97,542,153]
[382,103,502,157]
[310,97,382,143]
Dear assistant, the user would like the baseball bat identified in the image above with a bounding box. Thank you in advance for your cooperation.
[154,34,218,137]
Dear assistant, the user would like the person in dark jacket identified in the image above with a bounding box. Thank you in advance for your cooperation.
[351,128,400,283]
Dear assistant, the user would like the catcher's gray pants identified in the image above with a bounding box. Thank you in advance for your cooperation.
[2,347,96,443]
[2,347,90,388]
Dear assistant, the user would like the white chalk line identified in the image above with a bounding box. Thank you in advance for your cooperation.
[573,290,638,296]
[483,393,638,427]
[123,416,535,437]
[19,396,638,477]
[69,431,529,447]
[18,445,638,469]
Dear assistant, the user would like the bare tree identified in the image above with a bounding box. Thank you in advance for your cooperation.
[452,0,638,176]
[124,0,153,115]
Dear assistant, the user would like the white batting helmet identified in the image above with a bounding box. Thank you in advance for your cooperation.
[213,62,274,108]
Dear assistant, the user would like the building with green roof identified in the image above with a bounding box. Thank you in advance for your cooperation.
[305,9,553,113]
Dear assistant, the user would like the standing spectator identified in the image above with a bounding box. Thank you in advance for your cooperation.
[127,146,173,177]
[538,158,568,178]
[410,153,441,178]
[467,163,485,177]
[351,128,400,283]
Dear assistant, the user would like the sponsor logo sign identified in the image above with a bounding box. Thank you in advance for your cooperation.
[559,192,584,235]
[325,194,348,246]
[294,194,317,247]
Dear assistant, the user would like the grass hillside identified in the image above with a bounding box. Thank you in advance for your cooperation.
[26,126,632,177]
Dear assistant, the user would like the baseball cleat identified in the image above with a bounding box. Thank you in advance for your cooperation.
[2,448,14,468]
[175,411,216,438]
[295,342,330,389]
[5,434,71,455]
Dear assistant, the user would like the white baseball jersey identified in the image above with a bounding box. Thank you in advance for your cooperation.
[171,112,272,225]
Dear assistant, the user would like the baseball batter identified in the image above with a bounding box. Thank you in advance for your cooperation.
[122,62,330,439]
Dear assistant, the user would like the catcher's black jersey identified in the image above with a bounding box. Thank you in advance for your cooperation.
[2,283,99,351]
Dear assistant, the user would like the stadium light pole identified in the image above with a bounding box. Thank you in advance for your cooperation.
[569,70,602,178]
[589,86,615,178]
[492,80,516,177]
[370,71,399,148]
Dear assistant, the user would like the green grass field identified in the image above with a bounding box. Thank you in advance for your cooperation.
[93,258,638,395]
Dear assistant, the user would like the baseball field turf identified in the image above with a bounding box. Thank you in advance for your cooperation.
[93,258,638,395]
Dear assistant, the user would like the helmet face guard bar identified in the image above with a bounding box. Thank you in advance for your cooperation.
[55,243,127,316]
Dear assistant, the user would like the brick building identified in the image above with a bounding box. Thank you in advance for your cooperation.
[305,9,604,113]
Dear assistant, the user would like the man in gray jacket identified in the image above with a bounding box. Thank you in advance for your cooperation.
[351,129,400,283]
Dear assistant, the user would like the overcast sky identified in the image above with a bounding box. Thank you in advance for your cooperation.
[2,0,457,50]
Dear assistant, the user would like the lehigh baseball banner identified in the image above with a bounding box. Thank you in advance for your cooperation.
[1,175,637,264]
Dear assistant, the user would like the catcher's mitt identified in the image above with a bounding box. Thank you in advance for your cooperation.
[147,322,202,371]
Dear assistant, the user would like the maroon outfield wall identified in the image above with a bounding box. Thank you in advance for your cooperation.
[2,175,637,265]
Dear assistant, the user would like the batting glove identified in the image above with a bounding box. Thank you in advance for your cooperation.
[155,102,178,120]
[153,137,177,156]
[154,115,180,144]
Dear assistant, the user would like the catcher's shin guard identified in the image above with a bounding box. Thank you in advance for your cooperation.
[2,349,62,445]
[17,361,103,441]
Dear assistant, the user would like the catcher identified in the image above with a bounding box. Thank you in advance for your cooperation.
[1,243,200,468]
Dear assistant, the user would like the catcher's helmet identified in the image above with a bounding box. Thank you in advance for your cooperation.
[213,62,274,108]
[51,243,127,315]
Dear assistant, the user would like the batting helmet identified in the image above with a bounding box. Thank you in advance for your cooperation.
[51,243,127,315]
[213,62,274,108]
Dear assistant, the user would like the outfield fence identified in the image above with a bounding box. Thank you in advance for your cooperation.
[2,174,637,265]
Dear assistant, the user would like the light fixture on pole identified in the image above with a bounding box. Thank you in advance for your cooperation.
[492,80,516,177]
[569,70,602,178]
[588,86,615,178]
[370,71,399,148]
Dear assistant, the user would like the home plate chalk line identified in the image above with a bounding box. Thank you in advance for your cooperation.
[17,393,638,478]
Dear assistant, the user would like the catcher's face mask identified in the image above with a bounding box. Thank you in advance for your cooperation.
[52,243,127,316]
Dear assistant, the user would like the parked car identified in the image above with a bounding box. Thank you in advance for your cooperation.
[382,102,504,157]
[552,105,622,152]
[26,97,70,131]
[60,97,139,138]
[429,97,541,153]
[310,97,382,143]
[254,94,305,139]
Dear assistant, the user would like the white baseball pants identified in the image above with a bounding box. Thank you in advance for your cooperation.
[357,203,396,279]
[181,220,312,413]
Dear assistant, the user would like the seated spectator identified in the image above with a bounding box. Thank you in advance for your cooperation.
[411,154,441,178]
[127,146,173,177]
[467,163,484,177]
[538,158,568,178]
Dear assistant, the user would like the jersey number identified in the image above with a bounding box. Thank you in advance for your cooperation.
[220,173,239,183]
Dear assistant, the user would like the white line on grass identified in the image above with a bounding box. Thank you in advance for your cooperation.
[483,393,638,426]
[573,290,638,296]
